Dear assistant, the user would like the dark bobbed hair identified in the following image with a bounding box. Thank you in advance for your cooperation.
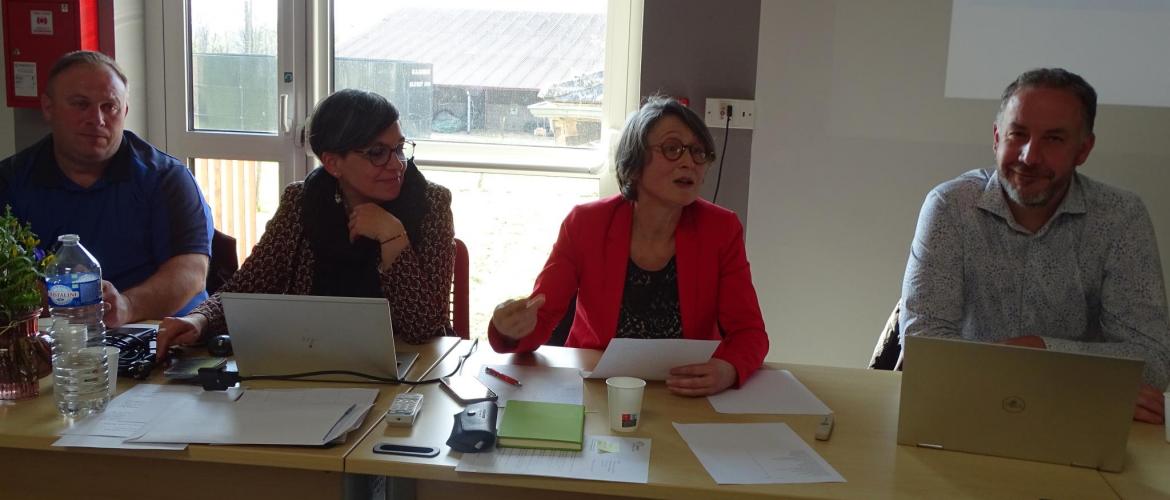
[615,95,715,200]
[46,51,128,96]
[307,89,399,162]
[999,67,1097,134]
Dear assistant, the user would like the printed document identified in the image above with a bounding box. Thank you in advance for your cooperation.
[673,423,845,484]
[707,369,832,414]
[53,384,230,450]
[583,338,719,380]
[476,365,583,406]
[456,435,651,483]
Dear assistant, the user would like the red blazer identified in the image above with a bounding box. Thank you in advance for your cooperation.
[488,195,770,386]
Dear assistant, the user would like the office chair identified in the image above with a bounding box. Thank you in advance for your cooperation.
[868,299,904,371]
[450,238,470,339]
[207,229,240,295]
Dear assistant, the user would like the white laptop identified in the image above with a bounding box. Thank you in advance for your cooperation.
[897,336,1142,472]
[220,293,419,382]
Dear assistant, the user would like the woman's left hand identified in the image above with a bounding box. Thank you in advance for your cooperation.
[348,203,405,243]
[666,358,737,396]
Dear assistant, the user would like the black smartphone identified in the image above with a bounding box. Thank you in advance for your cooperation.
[440,375,498,405]
[372,442,440,458]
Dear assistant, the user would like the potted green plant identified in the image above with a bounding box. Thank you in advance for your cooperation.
[0,207,53,400]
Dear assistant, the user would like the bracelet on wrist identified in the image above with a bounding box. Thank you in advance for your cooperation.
[379,232,406,246]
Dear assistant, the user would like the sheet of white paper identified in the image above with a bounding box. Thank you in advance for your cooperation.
[673,423,844,485]
[582,338,719,380]
[52,434,187,450]
[129,396,354,445]
[707,369,832,415]
[60,384,208,438]
[456,435,651,484]
[476,365,583,406]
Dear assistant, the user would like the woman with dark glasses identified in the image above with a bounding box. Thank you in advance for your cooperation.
[157,89,454,356]
[488,96,769,396]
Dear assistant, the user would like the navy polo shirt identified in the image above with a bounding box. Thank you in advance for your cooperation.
[0,131,214,316]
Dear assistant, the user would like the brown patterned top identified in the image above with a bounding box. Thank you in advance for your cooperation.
[191,181,455,344]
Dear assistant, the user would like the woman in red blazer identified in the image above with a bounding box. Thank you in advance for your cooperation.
[490,97,769,396]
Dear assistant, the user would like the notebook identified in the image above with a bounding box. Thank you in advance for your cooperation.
[897,336,1143,472]
[220,293,418,382]
[497,400,585,451]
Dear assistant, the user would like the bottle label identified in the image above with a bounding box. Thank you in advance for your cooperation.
[45,275,102,307]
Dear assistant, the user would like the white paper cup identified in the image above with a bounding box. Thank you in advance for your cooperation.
[105,347,120,397]
[606,376,647,432]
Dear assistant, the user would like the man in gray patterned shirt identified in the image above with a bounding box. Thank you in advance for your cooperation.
[900,68,1169,424]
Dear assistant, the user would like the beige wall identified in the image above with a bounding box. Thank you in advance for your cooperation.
[641,0,759,225]
[747,0,1170,368]
[0,14,13,158]
[114,0,147,136]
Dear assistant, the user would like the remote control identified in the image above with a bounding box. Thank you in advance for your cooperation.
[386,393,423,427]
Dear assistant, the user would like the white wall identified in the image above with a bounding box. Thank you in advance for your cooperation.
[748,0,1170,368]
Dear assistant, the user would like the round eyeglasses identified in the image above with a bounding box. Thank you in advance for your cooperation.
[353,140,416,168]
[650,138,715,164]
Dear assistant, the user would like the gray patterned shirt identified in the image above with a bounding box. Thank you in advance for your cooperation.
[901,169,1170,388]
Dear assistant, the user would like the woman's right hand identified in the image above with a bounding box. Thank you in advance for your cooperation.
[155,315,207,361]
[490,294,546,341]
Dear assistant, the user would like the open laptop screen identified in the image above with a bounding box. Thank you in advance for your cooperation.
[221,293,418,382]
[897,336,1142,472]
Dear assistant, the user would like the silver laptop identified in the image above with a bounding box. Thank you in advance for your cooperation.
[220,293,418,382]
[897,336,1142,472]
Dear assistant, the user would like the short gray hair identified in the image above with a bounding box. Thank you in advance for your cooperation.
[46,51,128,96]
[998,68,1097,134]
[615,96,715,200]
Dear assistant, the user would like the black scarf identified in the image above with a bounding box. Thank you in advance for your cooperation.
[302,161,430,298]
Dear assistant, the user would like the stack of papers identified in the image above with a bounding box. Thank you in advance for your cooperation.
[53,385,379,449]
[475,365,583,406]
[55,385,216,450]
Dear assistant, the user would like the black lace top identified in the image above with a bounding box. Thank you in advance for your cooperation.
[615,257,683,339]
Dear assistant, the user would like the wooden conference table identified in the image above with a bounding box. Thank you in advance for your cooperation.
[0,336,460,500]
[2,336,1165,499]
[348,340,1167,500]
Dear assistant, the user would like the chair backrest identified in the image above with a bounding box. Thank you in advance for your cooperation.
[868,299,904,370]
[450,238,470,339]
[207,229,240,295]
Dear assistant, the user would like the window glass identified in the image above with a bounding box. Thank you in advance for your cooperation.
[334,0,607,148]
[190,0,279,133]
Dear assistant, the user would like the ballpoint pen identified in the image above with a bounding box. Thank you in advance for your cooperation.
[484,367,523,387]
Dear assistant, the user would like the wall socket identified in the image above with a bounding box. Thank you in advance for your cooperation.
[704,98,755,130]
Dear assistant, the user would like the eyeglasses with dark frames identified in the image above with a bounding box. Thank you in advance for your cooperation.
[352,140,416,168]
[649,138,715,164]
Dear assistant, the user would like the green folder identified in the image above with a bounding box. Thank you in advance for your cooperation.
[497,400,585,451]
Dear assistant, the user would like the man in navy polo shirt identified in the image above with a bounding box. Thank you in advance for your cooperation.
[0,51,213,327]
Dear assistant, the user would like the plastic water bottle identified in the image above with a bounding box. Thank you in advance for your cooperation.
[44,234,105,341]
[51,322,110,418]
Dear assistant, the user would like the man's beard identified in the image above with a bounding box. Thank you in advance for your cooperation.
[1002,181,1053,207]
